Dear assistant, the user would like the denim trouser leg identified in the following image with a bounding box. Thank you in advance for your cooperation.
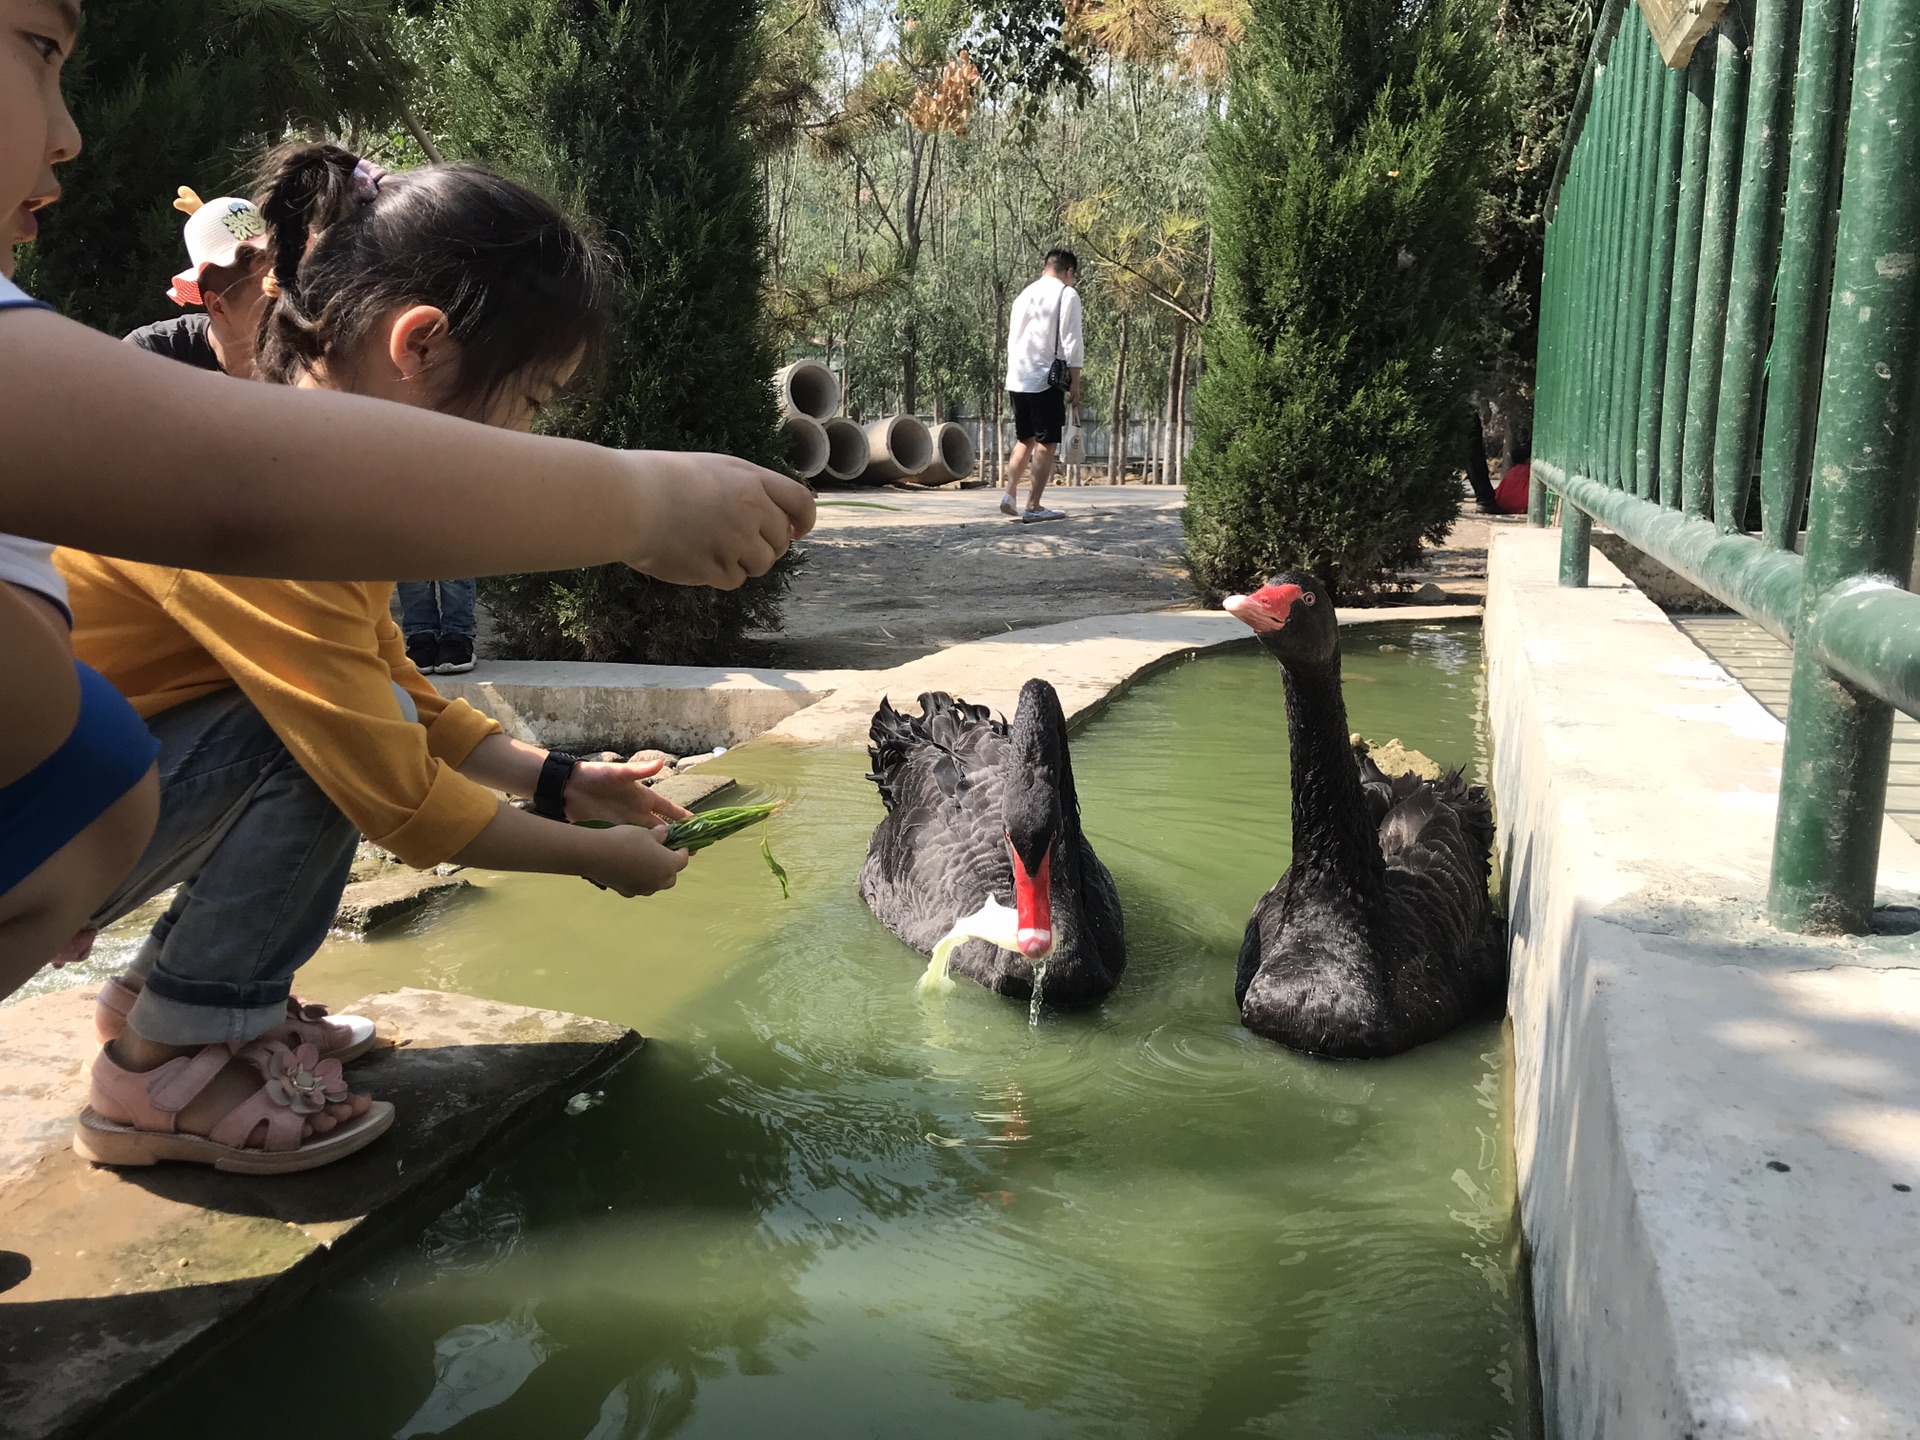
[396,580,441,639]
[88,688,360,1046]
[436,579,477,639]
[396,580,477,640]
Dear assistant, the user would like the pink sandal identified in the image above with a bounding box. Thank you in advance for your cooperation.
[73,1039,394,1174]
[94,979,377,1061]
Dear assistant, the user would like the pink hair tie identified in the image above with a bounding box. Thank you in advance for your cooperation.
[352,158,387,204]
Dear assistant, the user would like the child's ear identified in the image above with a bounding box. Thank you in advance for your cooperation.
[388,306,454,382]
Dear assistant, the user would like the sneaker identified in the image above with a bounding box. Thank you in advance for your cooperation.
[404,632,439,673]
[999,494,1020,518]
[435,634,476,674]
[1022,506,1067,524]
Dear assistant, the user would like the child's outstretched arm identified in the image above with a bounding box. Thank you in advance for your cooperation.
[0,308,815,585]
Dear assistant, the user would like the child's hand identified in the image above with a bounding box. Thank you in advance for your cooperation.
[581,823,691,897]
[629,453,818,589]
[565,752,694,828]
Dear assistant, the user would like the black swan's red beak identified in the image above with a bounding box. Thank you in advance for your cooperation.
[1007,838,1053,958]
[1224,581,1303,633]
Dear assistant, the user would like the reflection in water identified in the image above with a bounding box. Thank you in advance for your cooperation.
[109,627,1534,1440]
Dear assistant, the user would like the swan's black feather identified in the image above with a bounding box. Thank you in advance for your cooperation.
[1235,576,1507,1058]
[859,683,1126,1006]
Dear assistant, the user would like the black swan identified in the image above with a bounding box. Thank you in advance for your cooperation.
[860,678,1126,1006]
[1223,573,1506,1057]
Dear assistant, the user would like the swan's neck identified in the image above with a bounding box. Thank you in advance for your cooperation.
[1280,654,1384,899]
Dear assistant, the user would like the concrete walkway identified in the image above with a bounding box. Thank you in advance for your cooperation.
[1675,612,1920,845]
[0,989,637,1440]
[1489,530,1920,1439]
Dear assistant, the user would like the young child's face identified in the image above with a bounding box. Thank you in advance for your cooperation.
[0,0,79,279]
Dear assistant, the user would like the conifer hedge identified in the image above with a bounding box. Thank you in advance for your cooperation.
[427,0,798,663]
[1183,0,1495,599]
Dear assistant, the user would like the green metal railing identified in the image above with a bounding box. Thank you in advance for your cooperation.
[1532,0,1920,934]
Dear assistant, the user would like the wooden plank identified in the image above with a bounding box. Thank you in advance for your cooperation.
[1638,0,1729,68]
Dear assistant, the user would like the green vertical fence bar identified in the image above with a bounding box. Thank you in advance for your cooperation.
[1769,0,1920,932]
[1659,42,1716,511]
[1585,70,1624,489]
[1559,71,1606,581]
[1680,25,1747,520]
[1712,0,1802,534]
[1635,64,1685,503]
[1600,45,1638,491]
[1613,27,1659,497]
[1759,0,1852,549]
[1534,204,1566,524]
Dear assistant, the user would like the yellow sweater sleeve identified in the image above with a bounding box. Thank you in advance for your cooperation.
[151,572,501,867]
[374,612,501,766]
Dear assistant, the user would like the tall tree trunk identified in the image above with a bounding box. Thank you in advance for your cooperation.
[1161,327,1182,484]
[1109,311,1131,484]
[903,322,918,416]
[1170,324,1189,485]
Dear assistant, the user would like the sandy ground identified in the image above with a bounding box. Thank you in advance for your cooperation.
[750,486,1194,670]
[749,484,1527,671]
[467,483,1525,670]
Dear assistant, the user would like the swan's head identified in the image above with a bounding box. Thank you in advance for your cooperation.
[1004,679,1071,959]
[1224,572,1338,665]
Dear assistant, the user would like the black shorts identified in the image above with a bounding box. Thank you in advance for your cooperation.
[1009,388,1066,445]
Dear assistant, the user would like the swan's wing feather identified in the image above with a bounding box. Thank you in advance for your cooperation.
[861,693,1014,952]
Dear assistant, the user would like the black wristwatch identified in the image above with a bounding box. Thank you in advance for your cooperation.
[531,750,580,820]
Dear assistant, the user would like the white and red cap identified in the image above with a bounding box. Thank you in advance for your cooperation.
[167,187,267,307]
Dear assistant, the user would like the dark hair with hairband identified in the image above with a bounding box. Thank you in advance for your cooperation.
[253,142,611,419]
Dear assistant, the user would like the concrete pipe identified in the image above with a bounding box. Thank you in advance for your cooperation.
[779,413,829,480]
[773,359,840,422]
[902,420,978,486]
[860,414,934,483]
[820,416,870,482]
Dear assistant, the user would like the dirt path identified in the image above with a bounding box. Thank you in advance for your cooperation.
[471,484,1521,670]
[751,487,1193,670]
[746,484,1527,670]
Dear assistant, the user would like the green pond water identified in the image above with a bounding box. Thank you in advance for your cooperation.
[116,623,1535,1439]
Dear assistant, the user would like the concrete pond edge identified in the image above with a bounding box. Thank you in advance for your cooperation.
[440,604,1486,755]
[1489,530,1920,1439]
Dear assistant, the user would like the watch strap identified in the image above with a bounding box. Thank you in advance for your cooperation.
[531,751,579,820]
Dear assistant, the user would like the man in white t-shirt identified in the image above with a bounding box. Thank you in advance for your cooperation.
[1000,249,1082,523]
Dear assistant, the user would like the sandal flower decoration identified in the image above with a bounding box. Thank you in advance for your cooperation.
[262,1042,349,1116]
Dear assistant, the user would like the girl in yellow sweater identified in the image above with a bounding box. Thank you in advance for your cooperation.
[60,144,715,1172]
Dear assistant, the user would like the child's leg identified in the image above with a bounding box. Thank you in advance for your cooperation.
[0,768,158,1001]
[93,688,360,1046]
[93,688,373,1148]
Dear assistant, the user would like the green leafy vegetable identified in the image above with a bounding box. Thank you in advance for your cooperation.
[663,802,781,853]
[573,802,788,894]
[761,818,790,899]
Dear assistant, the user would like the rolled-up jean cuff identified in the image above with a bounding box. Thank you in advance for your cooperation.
[129,978,290,1048]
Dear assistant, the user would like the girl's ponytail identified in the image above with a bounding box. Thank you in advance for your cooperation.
[255,143,371,383]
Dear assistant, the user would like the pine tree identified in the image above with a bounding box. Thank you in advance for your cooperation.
[1477,0,1590,461]
[1182,0,1496,599]
[426,0,797,663]
[18,0,409,336]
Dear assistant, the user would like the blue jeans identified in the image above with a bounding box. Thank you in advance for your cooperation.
[397,579,476,639]
[87,688,359,1046]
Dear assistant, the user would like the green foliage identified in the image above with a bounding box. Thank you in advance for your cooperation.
[424,0,800,663]
[17,0,409,335]
[1183,0,1496,599]
[1476,0,1590,454]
